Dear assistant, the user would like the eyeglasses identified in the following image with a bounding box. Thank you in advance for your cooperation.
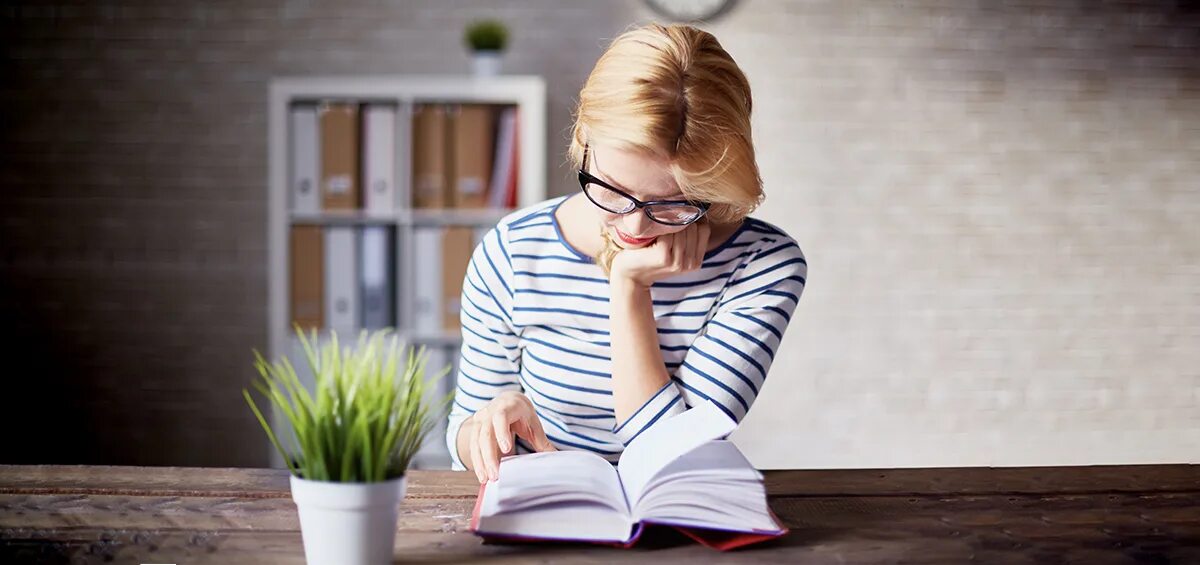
[577,145,710,227]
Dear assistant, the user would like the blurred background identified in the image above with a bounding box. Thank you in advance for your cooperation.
[1,0,1197,470]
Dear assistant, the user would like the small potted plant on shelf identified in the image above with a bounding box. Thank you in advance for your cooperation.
[464,19,509,76]
[244,327,451,565]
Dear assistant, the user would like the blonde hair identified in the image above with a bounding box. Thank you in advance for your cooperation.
[567,23,763,275]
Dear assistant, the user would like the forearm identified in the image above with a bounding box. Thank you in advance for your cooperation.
[455,414,479,471]
[609,278,671,425]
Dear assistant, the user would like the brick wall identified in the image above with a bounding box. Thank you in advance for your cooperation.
[698,1,1200,468]
[0,1,630,466]
[1,1,1196,468]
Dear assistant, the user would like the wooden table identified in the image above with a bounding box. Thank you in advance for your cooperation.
[1,464,1197,564]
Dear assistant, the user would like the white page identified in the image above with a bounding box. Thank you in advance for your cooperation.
[476,450,631,541]
[631,441,781,532]
[616,399,737,504]
[492,451,626,514]
[477,500,632,543]
[634,440,762,503]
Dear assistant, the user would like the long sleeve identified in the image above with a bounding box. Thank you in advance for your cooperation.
[445,224,523,471]
[611,238,807,445]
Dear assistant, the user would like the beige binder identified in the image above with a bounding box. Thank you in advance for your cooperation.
[411,104,447,209]
[448,104,495,209]
[290,225,324,331]
[441,226,476,331]
[319,103,360,210]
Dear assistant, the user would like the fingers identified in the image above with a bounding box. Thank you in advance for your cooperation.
[525,413,557,452]
[669,230,687,271]
[686,223,700,269]
[477,416,501,482]
[493,411,513,455]
[512,419,557,453]
[672,223,705,273]
[508,399,557,453]
[694,222,711,270]
[469,430,485,483]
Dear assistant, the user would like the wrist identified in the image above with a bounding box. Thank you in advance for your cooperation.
[610,274,651,297]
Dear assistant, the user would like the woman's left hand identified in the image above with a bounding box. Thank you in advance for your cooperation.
[609,221,711,289]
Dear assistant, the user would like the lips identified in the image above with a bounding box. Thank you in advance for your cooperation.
[615,229,656,246]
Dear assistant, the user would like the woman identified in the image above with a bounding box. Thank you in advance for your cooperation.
[447,23,807,483]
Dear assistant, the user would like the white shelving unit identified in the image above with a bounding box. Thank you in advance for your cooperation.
[266,75,547,469]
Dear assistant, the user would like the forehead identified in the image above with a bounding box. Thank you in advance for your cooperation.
[590,145,683,199]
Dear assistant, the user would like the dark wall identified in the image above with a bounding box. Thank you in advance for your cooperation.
[0,1,627,466]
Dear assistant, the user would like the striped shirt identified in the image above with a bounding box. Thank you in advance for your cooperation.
[446,195,807,470]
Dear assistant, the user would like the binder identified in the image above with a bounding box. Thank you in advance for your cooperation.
[505,108,520,209]
[363,104,397,214]
[447,104,495,209]
[411,104,447,209]
[360,226,394,330]
[319,103,360,211]
[412,227,443,334]
[289,105,320,214]
[324,226,360,337]
[289,225,324,331]
[441,226,475,331]
[486,106,518,210]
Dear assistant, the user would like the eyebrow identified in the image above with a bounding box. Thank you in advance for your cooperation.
[591,154,687,201]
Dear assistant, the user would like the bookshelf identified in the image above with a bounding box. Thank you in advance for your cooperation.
[266,76,547,469]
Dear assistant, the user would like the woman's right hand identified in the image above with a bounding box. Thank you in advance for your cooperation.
[464,391,557,483]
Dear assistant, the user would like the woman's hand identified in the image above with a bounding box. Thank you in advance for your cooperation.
[465,391,557,483]
[609,221,711,289]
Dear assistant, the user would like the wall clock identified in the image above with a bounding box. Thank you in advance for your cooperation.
[644,0,737,22]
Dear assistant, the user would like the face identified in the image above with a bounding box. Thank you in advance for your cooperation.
[585,145,691,249]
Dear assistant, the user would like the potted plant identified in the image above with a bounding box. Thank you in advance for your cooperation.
[244,328,451,565]
[464,19,508,76]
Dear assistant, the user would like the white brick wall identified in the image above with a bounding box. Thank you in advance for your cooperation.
[676,1,1200,468]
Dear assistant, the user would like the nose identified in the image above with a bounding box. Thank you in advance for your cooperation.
[621,210,655,237]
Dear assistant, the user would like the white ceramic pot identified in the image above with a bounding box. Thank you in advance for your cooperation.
[472,51,503,77]
[290,475,407,565]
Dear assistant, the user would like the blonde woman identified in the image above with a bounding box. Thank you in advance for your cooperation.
[447,23,807,483]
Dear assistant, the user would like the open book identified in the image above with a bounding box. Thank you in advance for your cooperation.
[469,400,787,550]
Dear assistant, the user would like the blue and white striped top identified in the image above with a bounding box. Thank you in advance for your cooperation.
[445,195,807,470]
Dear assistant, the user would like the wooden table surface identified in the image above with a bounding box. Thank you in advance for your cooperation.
[1,464,1198,564]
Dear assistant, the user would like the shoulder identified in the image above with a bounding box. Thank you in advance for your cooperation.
[473,196,566,259]
[718,217,807,307]
[497,196,566,235]
[722,217,807,273]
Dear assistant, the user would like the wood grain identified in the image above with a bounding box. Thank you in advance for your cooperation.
[1,464,1197,564]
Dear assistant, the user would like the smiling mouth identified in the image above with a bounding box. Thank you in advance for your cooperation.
[615,229,656,245]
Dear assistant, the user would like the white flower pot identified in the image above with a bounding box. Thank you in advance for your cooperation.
[471,51,503,77]
[290,475,407,565]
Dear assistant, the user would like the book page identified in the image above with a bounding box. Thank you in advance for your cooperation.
[636,440,763,498]
[615,399,737,504]
[477,501,634,543]
[475,450,633,542]
[489,450,627,514]
[632,441,784,533]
